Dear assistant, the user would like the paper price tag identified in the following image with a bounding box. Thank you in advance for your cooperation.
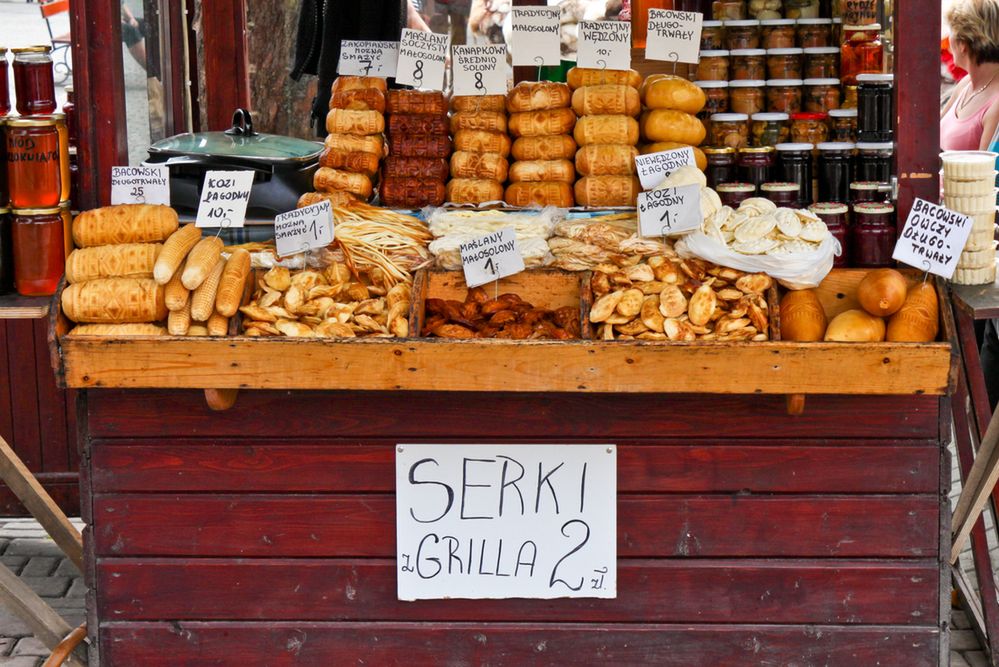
[634,147,697,191]
[452,45,508,96]
[396,29,449,90]
[510,7,561,66]
[892,198,975,279]
[110,166,170,206]
[274,200,335,258]
[337,40,399,77]
[638,184,702,237]
[195,171,254,229]
[645,9,703,65]
[459,227,525,288]
[577,21,632,71]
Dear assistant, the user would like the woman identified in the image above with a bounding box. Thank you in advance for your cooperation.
[941,0,999,151]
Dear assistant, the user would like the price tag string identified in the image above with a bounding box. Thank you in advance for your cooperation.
[535,55,544,80]
[667,50,680,75]
[921,260,932,284]
[212,216,232,240]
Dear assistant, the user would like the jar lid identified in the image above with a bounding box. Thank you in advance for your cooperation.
[702,20,723,27]
[790,112,829,121]
[803,46,840,54]
[695,80,730,88]
[833,17,843,24]
[803,78,841,86]
[11,45,52,54]
[767,78,804,86]
[739,146,776,154]
[855,141,894,151]
[844,23,882,31]
[761,181,800,191]
[797,18,833,25]
[717,182,758,192]
[59,200,72,210]
[854,202,895,214]
[729,79,767,87]
[68,146,77,156]
[0,207,9,214]
[828,108,858,117]
[810,202,849,214]
[760,19,796,26]
[703,147,736,154]
[766,48,804,55]
[856,73,894,83]
[711,112,750,121]
[723,19,762,27]
[0,48,6,56]
[816,142,857,150]
[850,181,883,190]
[5,114,64,127]
[700,50,731,57]
[775,142,815,151]
[731,49,767,56]
[11,207,62,215]
[751,112,790,121]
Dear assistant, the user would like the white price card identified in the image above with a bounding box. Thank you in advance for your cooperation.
[110,165,170,206]
[634,147,697,191]
[396,29,450,90]
[510,7,561,67]
[892,198,975,279]
[459,227,525,288]
[638,183,702,237]
[195,170,254,229]
[646,8,703,65]
[337,40,399,77]
[577,21,632,71]
[452,45,508,96]
[274,200,335,258]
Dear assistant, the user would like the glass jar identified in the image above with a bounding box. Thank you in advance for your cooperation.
[68,146,78,210]
[697,50,731,81]
[761,19,797,49]
[738,145,775,188]
[849,180,884,204]
[731,49,767,80]
[62,86,76,147]
[704,147,738,187]
[784,0,819,18]
[0,49,9,117]
[816,141,855,204]
[790,111,829,144]
[803,47,839,79]
[856,73,894,142]
[701,21,726,50]
[0,118,7,206]
[697,81,730,120]
[760,181,800,206]
[842,85,858,109]
[850,202,896,267]
[796,18,832,47]
[751,112,790,146]
[710,112,751,148]
[729,80,766,114]
[717,182,758,206]
[854,141,893,183]
[0,207,11,293]
[748,0,782,19]
[841,24,883,85]
[11,46,56,116]
[766,48,803,79]
[59,201,72,261]
[11,207,64,296]
[828,108,858,142]
[803,78,841,113]
[713,0,747,20]
[776,142,814,206]
[766,79,803,114]
[5,116,63,209]
[842,0,878,26]
[724,19,762,50]
[809,202,849,267]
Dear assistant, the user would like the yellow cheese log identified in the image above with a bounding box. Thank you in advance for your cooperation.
[216,249,251,317]
[62,278,167,324]
[190,258,226,322]
[181,237,224,290]
[68,323,166,336]
[164,259,190,312]
[167,301,191,336]
[72,204,179,248]
[65,243,161,283]
[154,224,202,284]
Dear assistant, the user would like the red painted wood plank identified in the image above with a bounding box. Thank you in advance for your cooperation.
[96,558,939,625]
[201,0,250,130]
[33,320,68,473]
[6,320,41,471]
[65,389,79,471]
[0,322,14,446]
[100,622,939,666]
[90,440,940,494]
[0,475,80,517]
[91,494,938,559]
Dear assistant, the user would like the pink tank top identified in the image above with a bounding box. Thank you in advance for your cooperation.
[941,86,999,151]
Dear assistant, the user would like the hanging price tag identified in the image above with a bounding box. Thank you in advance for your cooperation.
[646,9,702,65]
[396,29,450,90]
[110,165,170,206]
[274,200,335,258]
[452,45,508,96]
[195,171,254,229]
[337,40,399,77]
[638,184,701,238]
[892,198,974,279]
[577,21,632,71]
[460,227,525,288]
[510,7,561,66]
[634,147,697,190]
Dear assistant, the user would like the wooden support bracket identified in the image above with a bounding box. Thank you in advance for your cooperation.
[785,394,806,415]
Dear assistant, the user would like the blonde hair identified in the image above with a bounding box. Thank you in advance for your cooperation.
[949,0,999,64]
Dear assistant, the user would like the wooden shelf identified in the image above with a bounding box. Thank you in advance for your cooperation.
[0,294,51,320]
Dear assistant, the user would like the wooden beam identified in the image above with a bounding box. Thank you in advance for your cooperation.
[200,0,250,130]
[0,565,84,665]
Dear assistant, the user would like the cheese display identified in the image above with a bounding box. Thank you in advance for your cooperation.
[506,82,577,207]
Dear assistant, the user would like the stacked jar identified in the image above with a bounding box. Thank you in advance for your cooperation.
[942,151,998,285]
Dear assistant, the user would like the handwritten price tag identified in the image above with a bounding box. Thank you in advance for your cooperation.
[892,198,974,279]
[459,227,525,288]
[195,170,254,229]
[510,7,561,66]
[337,40,399,77]
[452,45,508,96]
[110,166,170,206]
[638,183,702,237]
[274,200,335,258]
[396,29,449,90]
[577,21,632,71]
[646,8,703,65]
[634,147,697,190]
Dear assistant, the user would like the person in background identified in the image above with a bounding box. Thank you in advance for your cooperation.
[430,0,471,46]
[941,0,999,151]
[120,3,147,70]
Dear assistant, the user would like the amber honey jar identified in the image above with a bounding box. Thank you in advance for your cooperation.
[840,24,883,85]
[11,206,64,296]
[0,49,9,117]
[5,115,64,209]
[11,46,56,116]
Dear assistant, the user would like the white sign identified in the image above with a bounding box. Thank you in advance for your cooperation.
[893,198,975,279]
[638,183,702,237]
[110,166,170,206]
[459,227,525,288]
[274,200,335,258]
[396,443,617,601]
[337,40,399,77]
[396,29,449,90]
[646,8,703,65]
[195,170,254,229]
[577,21,632,71]
[634,147,697,191]
[452,45,508,96]
[510,7,561,66]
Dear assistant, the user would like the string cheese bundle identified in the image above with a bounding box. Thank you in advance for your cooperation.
[448,94,509,205]
[638,75,708,171]
[381,90,451,208]
[506,81,576,207]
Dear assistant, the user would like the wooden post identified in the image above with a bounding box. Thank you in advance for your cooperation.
[200,0,251,130]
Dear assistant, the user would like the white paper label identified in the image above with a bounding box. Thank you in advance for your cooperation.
[274,200,335,258]
[577,21,632,71]
[892,198,975,279]
[195,170,254,229]
[634,147,697,191]
[110,166,170,206]
[638,183,702,237]
[452,45,508,96]
[396,443,617,601]
[395,29,450,90]
[510,7,561,66]
[337,40,399,77]
[459,227,525,288]
[645,9,703,65]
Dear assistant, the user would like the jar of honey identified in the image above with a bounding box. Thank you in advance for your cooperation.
[11,206,64,296]
[840,24,883,85]
[12,46,56,116]
[62,86,77,147]
[0,207,11,293]
[6,115,64,209]
[0,118,7,206]
[0,49,9,117]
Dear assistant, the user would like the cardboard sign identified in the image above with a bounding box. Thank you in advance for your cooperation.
[638,183,702,237]
[110,166,170,206]
[195,171,254,229]
[452,45,508,96]
[274,200,335,258]
[634,147,697,190]
[645,8,703,65]
[459,227,525,288]
[577,21,632,71]
[510,7,561,66]
[893,198,975,279]
[396,443,617,600]
[337,40,399,77]
[396,29,450,90]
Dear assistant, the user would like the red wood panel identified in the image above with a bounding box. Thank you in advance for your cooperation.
[65,389,80,470]
[6,320,41,471]
[33,320,68,473]
[200,0,250,131]
[97,558,938,625]
[0,475,79,517]
[0,322,14,446]
[91,494,938,559]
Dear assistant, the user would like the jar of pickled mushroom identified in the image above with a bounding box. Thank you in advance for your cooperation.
[766,47,803,79]
[761,18,796,49]
[751,112,790,146]
[697,50,731,81]
[710,112,751,148]
[729,80,766,114]
[828,108,858,142]
[803,78,841,113]
[724,19,762,50]
[803,47,839,79]
[796,17,832,47]
[790,111,829,145]
[766,79,803,114]
[731,49,767,80]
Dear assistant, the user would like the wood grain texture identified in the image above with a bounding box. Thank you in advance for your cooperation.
[0,475,79,517]
[34,322,69,473]
[200,0,250,130]
[0,294,50,319]
[7,320,41,471]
